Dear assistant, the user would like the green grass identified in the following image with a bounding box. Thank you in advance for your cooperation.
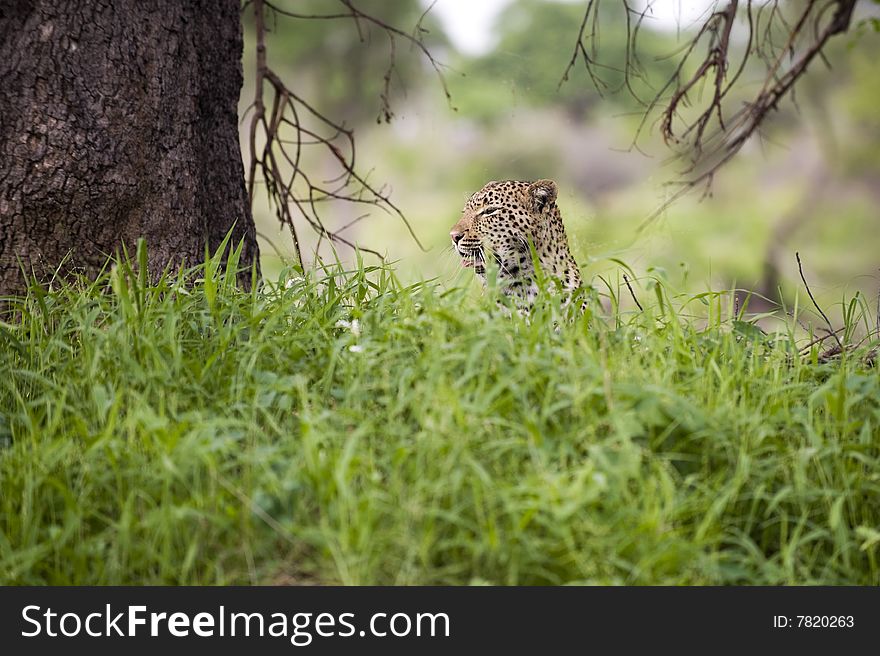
[1,245,879,585]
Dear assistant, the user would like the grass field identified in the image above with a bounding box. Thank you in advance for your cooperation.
[1,243,879,585]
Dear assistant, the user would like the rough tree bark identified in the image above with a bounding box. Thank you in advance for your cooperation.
[0,0,259,297]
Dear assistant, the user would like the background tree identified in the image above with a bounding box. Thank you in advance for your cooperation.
[0,0,258,297]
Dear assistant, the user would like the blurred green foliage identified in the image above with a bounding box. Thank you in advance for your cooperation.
[450,0,680,122]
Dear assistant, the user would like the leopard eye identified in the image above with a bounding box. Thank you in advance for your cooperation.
[481,206,501,216]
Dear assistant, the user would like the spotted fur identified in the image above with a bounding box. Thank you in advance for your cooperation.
[450,179,581,302]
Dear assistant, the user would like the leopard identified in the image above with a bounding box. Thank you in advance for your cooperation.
[449,179,582,304]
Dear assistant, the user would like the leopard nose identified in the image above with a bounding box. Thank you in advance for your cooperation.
[450,230,463,246]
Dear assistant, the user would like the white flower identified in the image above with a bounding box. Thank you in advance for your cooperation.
[335,318,361,337]
[348,344,364,353]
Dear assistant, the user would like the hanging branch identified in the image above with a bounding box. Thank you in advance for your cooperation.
[244,0,450,265]
[562,0,859,218]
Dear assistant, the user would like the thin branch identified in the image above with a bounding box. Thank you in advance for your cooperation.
[563,0,858,215]
[798,326,846,353]
[247,0,448,266]
[796,251,842,349]
[622,273,643,311]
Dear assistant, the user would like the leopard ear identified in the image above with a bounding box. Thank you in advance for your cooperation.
[528,179,558,213]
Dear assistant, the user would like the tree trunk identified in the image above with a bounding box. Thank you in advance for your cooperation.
[0,0,259,297]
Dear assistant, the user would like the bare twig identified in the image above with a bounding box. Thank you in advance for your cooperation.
[796,251,842,349]
[798,326,846,353]
[818,343,844,363]
[563,0,858,217]
[247,0,446,266]
[622,273,643,311]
